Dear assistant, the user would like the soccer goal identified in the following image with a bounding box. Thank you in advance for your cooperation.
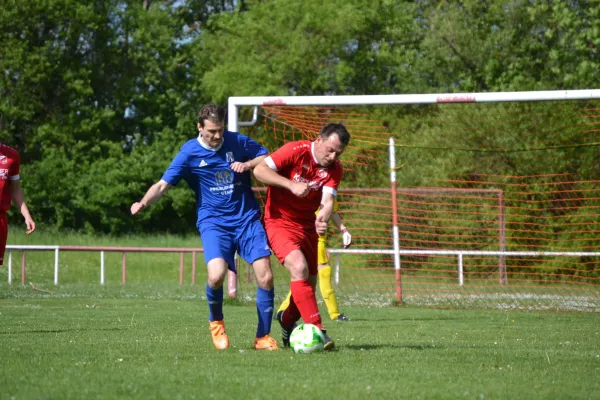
[228,90,600,312]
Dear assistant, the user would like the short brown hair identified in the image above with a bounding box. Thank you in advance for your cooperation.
[197,104,226,127]
[319,123,350,146]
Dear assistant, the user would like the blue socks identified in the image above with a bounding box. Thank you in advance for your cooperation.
[255,287,275,338]
[207,284,274,338]
[206,284,224,322]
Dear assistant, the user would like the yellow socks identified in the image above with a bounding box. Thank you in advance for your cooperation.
[277,290,292,314]
[318,265,340,320]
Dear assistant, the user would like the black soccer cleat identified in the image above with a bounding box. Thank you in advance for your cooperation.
[321,329,335,350]
[276,310,295,348]
[335,314,350,322]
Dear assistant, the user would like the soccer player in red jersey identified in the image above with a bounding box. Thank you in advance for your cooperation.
[0,144,36,266]
[253,123,350,350]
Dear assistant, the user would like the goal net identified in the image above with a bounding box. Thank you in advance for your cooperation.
[229,90,600,312]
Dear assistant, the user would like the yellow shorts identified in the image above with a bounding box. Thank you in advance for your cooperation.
[317,235,329,265]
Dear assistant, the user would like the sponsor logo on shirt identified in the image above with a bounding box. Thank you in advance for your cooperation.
[0,156,7,164]
[302,164,309,170]
[208,181,242,196]
[292,173,324,191]
[199,160,208,167]
[211,171,239,195]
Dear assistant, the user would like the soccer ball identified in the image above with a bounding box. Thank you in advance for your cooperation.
[289,323,325,354]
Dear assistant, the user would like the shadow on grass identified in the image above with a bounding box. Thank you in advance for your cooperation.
[339,316,465,322]
[343,342,486,351]
[344,343,442,351]
[0,327,124,335]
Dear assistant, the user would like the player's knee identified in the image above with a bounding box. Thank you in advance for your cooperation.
[207,275,225,288]
[286,260,309,279]
[318,265,332,279]
[284,251,310,278]
[321,288,335,300]
[256,269,274,290]
[289,266,309,281]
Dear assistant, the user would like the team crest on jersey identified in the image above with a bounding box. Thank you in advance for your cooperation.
[0,156,6,164]
[318,168,328,178]
[0,169,8,179]
[226,152,234,163]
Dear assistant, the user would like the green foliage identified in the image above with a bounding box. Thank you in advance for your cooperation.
[1,0,599,235]
[198,0,423,101]
[1,0,204,233]
[417,0,600,91]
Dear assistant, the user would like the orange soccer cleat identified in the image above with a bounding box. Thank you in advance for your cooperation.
[253,335,279,351]
[209,320,229,350]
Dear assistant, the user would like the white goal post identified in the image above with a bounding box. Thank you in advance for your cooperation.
[227,90,600,311]
[228,89,600,131]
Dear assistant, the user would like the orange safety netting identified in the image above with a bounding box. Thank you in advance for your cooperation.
[233,102,600,312]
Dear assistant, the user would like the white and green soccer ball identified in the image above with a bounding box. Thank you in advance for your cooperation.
[290,323,325,354]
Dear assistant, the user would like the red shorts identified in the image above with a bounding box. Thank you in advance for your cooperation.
[0,212,7,265]
[264,219,319,275]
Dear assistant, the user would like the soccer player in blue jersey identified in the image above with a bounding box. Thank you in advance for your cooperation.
[130,104,278,351]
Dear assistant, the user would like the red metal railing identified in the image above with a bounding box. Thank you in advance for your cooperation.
[4,245,206,287]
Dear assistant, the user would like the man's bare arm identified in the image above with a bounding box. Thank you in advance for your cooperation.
[254,161,309,197]
[230,155,267,173]
[315,192,335,235]
[330,212,345,231]
[9,180,35,234]
[131,180,171,215]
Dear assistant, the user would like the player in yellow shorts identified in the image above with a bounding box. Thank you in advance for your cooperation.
[276,199,352,321]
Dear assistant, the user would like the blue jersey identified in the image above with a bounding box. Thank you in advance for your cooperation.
[161,131,268,230]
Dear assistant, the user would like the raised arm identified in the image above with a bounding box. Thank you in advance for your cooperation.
[230,154,267,173]
[254,161,309,198]
[130,179,172,215]
[9,180,35,234]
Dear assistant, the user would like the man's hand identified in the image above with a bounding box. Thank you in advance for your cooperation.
[25,218,35,235]
[230,161,250,173]
[290,181,310,198]
[130,202,146,215]
[315,215,328,235]
[341,227,352,248]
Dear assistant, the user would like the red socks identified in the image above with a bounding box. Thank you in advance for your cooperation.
[284,279,323,329]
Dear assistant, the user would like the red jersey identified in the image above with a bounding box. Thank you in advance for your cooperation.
[0,144,20,211]
[263,140,343,229]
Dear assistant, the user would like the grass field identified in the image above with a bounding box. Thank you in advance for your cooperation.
[1,228,600,399]
[1,290,599,399]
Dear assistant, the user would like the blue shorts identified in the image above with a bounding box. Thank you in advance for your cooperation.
[199,218,271,272]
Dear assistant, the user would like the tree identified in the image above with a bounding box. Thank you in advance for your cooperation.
[417,0,600,92]
[196,0,422,103]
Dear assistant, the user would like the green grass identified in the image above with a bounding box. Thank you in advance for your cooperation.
[4,227,205,285]
[5,227,600,313]
[1,292,599,399]
[2,228,600,398]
